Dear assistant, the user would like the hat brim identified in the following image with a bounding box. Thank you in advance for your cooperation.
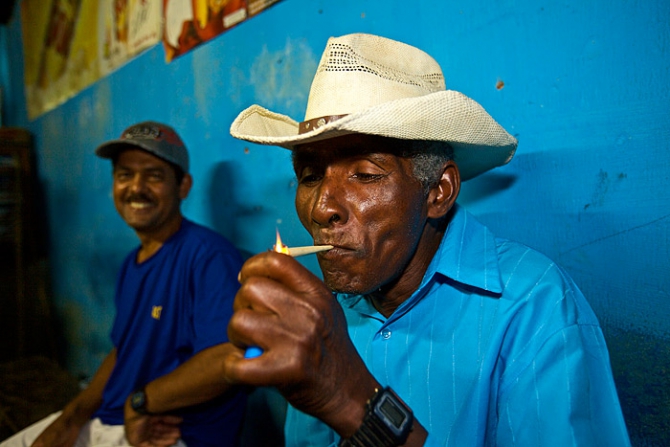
[95,140,187,172]
[95,140,147,159]
[230,90,517,181]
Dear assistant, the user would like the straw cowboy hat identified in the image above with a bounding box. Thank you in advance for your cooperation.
[230,33,518,180]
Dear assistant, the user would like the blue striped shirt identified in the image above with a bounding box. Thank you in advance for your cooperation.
[284,204,630,446]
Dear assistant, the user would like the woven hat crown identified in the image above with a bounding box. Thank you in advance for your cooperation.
[305,34,446,120]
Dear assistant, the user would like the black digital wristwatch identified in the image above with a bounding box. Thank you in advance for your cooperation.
[339,386,414,447]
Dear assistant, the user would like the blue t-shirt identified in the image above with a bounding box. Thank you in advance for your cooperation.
[284,205,630,446]
[94,219,246,446]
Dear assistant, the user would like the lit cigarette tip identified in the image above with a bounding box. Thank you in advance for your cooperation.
[288,245,334,257]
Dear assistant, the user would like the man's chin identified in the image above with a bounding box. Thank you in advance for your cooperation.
[123,219,156,233]
[323,275,370,296]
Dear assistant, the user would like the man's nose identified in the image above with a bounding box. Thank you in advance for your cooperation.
[311,176,346,226]
[129,174,147,193]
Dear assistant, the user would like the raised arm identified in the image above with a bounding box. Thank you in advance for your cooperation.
[223,252,428,446]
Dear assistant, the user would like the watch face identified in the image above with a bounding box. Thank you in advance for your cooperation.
[378,394,408,429]
[376,393,410,436]
[131,390,146,411]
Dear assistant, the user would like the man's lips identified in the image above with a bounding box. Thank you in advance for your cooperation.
[313,234,356,250]
[314,243,358,258]
[313,232,360,256]
[314,240,343,249]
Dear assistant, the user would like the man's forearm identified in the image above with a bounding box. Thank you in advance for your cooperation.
[139,343,236,414]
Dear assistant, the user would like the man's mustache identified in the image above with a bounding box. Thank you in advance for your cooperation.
[125,193,154,203]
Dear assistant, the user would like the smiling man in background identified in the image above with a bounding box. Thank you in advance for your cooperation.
[2,121,246,447]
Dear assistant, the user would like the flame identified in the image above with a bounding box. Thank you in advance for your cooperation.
[274,229,290,255]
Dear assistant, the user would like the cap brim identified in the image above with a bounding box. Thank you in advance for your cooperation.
[95,140,184,172]
[95,140,151,159]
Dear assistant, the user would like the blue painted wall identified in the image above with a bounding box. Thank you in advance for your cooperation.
[2,0,668,444]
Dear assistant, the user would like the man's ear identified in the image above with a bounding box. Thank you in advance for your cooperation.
[179,173,193,200]
[426,161,460,219]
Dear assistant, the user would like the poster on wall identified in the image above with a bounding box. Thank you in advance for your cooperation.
[162,0,282,62]
[98,0,163,77]
[21,0,162,120]
[21,0,280,118]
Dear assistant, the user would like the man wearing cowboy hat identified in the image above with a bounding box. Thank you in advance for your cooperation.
[224,33,630,446]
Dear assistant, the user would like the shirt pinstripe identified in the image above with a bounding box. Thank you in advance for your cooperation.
[284,205,630,446]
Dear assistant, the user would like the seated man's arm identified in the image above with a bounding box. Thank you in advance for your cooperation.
[129,343,237,413]
[31,349,117,447]
[123,345,235,447]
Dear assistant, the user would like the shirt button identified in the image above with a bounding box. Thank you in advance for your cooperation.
[381,329,392,340]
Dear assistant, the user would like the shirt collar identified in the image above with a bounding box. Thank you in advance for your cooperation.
[421,203,503,295]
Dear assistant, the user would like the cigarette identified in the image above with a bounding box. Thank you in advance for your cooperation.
[287,245,334,257]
